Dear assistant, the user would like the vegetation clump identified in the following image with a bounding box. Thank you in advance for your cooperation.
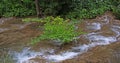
[31,17,84,45]
[22,18,42,22]
[0,0,120,19]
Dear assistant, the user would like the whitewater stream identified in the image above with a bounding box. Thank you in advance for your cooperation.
[0,12,120,63]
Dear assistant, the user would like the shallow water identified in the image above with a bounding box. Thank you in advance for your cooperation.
[0,12,120,63]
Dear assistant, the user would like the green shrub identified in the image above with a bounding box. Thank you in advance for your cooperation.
[66,0,112,19]
[112,7,120,19]
[111,0,120,19]
[0,0,36,17]
[1,0,120,19]
[31,17,83,45]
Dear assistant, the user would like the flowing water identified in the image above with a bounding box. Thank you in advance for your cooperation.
[0,12,120,63]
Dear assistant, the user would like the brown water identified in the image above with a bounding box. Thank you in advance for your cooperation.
[0,12,120,63]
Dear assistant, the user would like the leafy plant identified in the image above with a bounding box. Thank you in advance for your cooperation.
[0,0,36,17]
[112,7,120,19]
[22,18,42,22]
[1,0,120,19]
[22,16,53,23]
[66,0,112,19]
[31,17,84,45]
[111,0,120,19]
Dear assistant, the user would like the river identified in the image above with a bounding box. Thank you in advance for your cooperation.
[0,12,120,63]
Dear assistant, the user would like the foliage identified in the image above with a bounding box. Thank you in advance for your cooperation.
[0,0,36,17]
[111,0,120,19]
[112,7,120,19]
[0,0,120,19]
[31,17,84,44]
[39,0,59,16]
[22,16,54,23]
[22,18,42,22]
[66,0,112,19]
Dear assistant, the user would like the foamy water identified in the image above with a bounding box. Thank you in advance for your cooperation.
[0,28,9,33]
[87,23,101,30]
[12,48,42,63]
[11,18,120,63]
[112,25,120,37]
[12,32,118,63]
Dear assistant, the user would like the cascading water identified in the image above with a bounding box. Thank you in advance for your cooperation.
[87,23,101,30]
[0,12,120,63]
[12,32,117,63]
[10,15,120,63]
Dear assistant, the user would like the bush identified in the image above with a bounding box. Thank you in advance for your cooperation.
[66,0,112,19]
[0,0,36,17]
[1,0,120,19]
[111,0,120,19]
[31,17,84,45]
[112,7,120,19]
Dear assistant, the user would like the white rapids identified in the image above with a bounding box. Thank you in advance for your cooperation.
[12,32,118,63]
[87,23,101,30]
[11,16,120,63]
